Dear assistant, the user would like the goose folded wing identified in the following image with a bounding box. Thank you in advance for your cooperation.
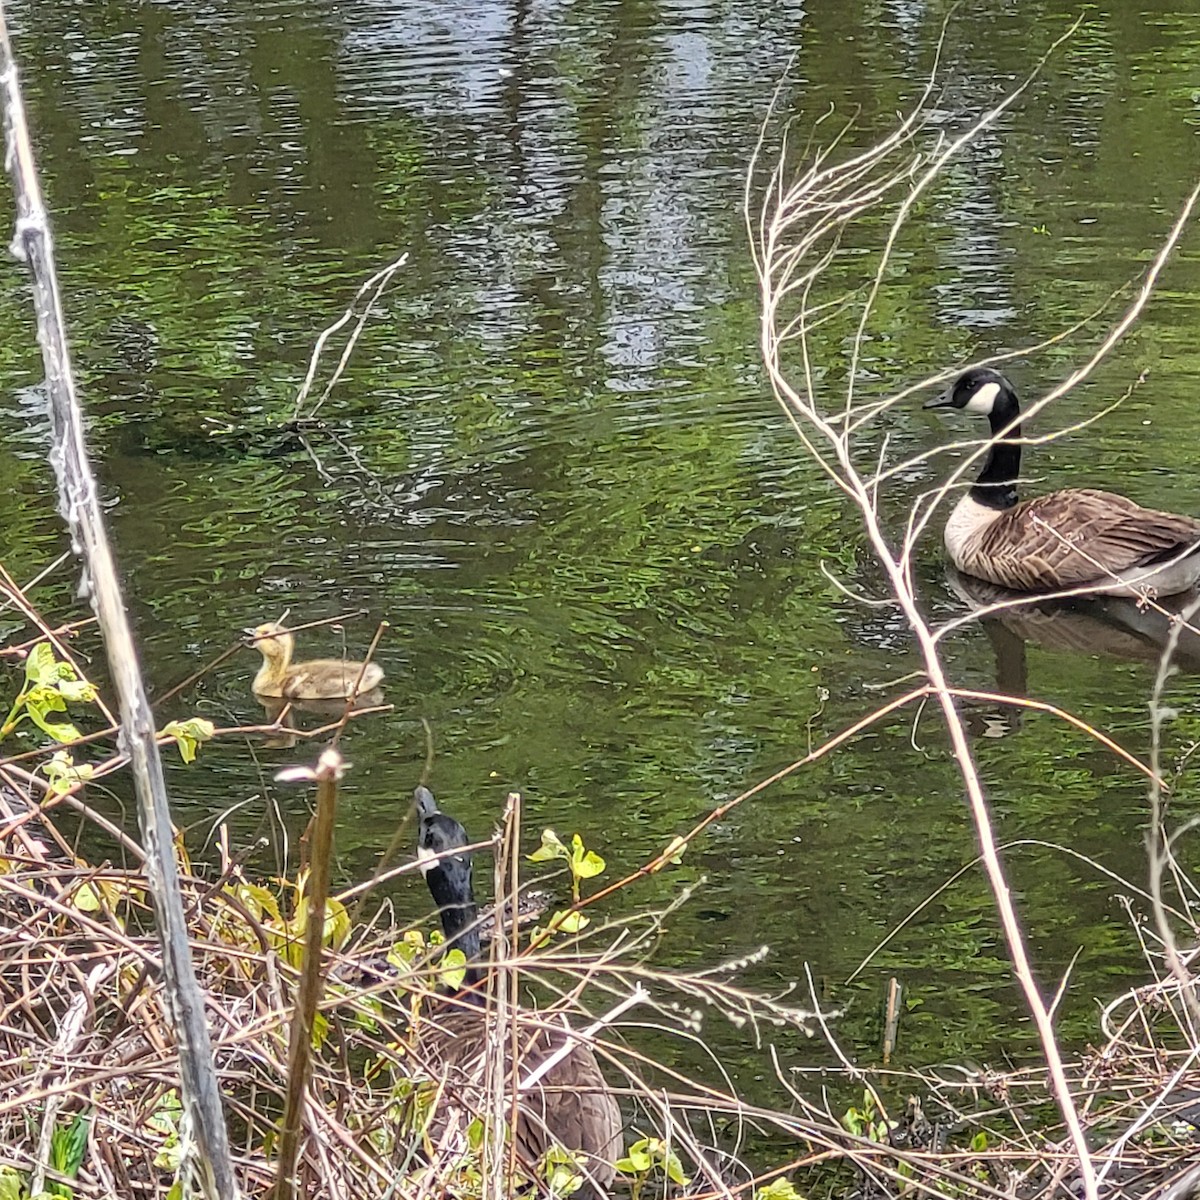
[979,489,1200,591]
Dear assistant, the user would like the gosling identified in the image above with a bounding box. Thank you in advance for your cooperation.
[243,621,384,700]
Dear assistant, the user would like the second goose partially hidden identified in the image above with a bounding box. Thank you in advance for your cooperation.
[926,369,1200,596]
[243,621,384,700]
[414,786,622,1193]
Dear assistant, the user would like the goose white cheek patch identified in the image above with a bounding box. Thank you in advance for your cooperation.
[964,381,1001,414]
[417,844,436,875]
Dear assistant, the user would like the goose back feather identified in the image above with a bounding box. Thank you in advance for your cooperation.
[948,487,1200,593]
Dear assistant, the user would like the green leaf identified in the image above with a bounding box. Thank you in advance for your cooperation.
[386,930,426,970]
[24,643,59,687]
[756,1179,806,1200]
[160,717,216,764]
[549,910,589,935]
[45,1112,89,1196]
[970,1130,988,1152]
[660,836,687,866]
[324,896,351,948]
[528,828,567,863]
[56,679,97,705]
[0,1168,24,1200]
[25,690,81,744]
[466,1117,486,1152]
[42,751,93,798]
[615,1151,649,1175]
[311,1009,330,1050]
[665,1154,690,1187]
[570,836,605,879]
[542,1147,585,1197]
[437,948,468,992]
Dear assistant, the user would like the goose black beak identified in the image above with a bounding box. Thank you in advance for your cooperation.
[923,388,955,410]
[414,786,438,818]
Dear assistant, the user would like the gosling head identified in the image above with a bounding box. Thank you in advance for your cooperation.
[242,621,294,662]
[925,367,1016,417]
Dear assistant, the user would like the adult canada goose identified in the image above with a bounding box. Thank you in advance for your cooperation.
[242,621,384,700]
[925,368,1200,596]
[414,786,622,1194]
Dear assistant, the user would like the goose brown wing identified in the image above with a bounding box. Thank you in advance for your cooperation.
[975,489,1200,591]
[424,1012,622,1189]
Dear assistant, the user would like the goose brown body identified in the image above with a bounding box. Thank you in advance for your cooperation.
[413,787,622,1193]
[243,621,384,700]
[947,488,1200,594]
[928,370,1200,597]
[419,1006,623,1186]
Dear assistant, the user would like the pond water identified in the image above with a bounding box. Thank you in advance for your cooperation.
[3,0,1200,1105]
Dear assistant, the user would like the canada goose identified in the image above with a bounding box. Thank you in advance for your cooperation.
[242,621,384,700]
[413,786,622,1193]
[925,369,1200,596]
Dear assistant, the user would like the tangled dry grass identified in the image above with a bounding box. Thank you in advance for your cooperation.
[2,750,1200,1200]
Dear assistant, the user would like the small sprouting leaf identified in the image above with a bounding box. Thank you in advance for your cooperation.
[25,690,81,744]
[46,1112,89,1195]
[231,881,283,925]
[311,1009,330,1049]
[56,679,97,705]
[615,1151,649,1175]
[529,828,567,863]
[387,930,427,970]
[466,1117,486,1153]
[665,1154,689,1186]
[437,948,467,992]
[660,836,687,866]
[148,1090,183,1170]
[970,1130,988,1152]
[160,717,216,764]
[24,642,59,687]
[569,835,605,879]
[325,896,351,949]
[549,910,589,935]
[542,1147,585,1197]
[43,750,93,798]
[0,1168,24,1200]
[756,1179,806,1200]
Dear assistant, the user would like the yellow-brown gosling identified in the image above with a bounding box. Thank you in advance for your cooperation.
[242,621,384,700]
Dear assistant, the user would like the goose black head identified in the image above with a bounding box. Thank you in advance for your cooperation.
[925,367,1018,418]
[415,786,482,987]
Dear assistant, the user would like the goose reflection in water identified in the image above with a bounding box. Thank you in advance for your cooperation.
[946,568,1200,740]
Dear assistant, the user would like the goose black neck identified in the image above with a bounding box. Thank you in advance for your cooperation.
[437,896,484,994]
[424,853,484,994]
[971,391,1022,511]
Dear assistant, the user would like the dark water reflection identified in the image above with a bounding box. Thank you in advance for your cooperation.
[1,0,1200,1100]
